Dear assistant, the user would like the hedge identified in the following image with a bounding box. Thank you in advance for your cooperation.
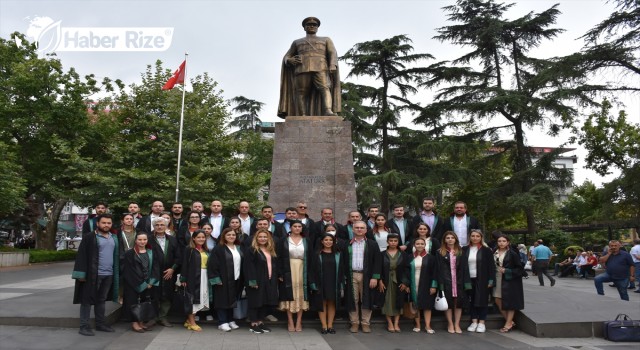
[0,247,77,263]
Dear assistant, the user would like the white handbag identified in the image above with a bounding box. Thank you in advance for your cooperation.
[434,290,448,311]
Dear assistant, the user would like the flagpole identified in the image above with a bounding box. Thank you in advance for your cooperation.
[175,53,188,202]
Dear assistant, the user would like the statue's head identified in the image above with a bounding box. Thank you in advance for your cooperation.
[302,17,321,27]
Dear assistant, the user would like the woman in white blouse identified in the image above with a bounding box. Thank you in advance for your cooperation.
[461,229,495,333]
[373,214,393,252]
[277,220,310,332]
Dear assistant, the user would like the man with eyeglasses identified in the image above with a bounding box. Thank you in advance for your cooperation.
[296,201,314,230]
[149,217,181,327]
[277,16,341,118]
[345,221,381,333]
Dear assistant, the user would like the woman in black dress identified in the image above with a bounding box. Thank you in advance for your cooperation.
[493,234,524,333]
[309,233,345,334]
[244,229,279,334]
[122,232,160,332]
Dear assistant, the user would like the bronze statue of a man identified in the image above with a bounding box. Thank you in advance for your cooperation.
[277,17,341,118]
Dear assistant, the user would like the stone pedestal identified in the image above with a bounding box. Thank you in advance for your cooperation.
[268,116,357,221]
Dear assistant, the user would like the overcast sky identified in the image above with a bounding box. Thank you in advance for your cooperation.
[1,0,637,187]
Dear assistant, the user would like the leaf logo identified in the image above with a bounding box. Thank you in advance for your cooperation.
[35,20,62,53]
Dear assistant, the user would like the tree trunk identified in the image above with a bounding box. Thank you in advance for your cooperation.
[513,121,536,236]
[36,199,68,250]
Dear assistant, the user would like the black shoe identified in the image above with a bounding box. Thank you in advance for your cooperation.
[258,323,271,333]
[328,328,336,334]
[551,280,556,287]
[609,284,616,287]
[634,290,640,293]
[157,319,173,327]
[96,324,115,332]
[250,325,264,334]
[321,328,328,334]
[79,327,95,336]
[628,286,635,289]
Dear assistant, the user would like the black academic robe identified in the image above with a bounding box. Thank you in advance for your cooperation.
[406,237,441,256]
[344,239,382,311]
[376,250,411,311]
[122,248,161,320]
[276,236,310,301]
[462,245,496,308]
[442,215,481,245]
[388,218,414,246]
[243,247,279,308]
[176,225,200,251]
[310,221,347,250]
[274,220,312,241]
[72,232,124,304]
[180,247,211,305]
[308,250,346,312]
[436,249,471,309]
[412,213,446,242]
[409,254,439,310]
[208,244,244,309]
[149,233,181,300]
[497,248,525,311]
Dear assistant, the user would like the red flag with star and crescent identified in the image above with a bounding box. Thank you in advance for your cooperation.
[161,60,186,90]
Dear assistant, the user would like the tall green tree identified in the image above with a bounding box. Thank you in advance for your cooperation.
[577,100,640,218]
[419,0,578,235]
[229,96,264,135]
[341,35,434,213]
[0,32,118,248]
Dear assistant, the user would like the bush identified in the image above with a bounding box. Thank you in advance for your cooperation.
[0,247,77,263]
[29,249,77,263]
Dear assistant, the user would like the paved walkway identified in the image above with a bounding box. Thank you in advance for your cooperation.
[1,262,639,350]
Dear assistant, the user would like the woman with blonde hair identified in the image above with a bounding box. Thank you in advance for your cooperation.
[462,229,495,333]
[244,229,279,334]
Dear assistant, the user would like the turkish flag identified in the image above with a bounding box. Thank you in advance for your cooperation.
[162,60,186,90]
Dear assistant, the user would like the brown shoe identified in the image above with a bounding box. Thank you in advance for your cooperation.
[349,324,359,333]
[361,324,371,333]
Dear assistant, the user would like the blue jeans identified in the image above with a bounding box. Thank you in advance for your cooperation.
[594,272,630,301]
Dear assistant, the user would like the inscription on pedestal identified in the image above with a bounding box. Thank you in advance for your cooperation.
[269,116,357,221]
[299,175,327,184]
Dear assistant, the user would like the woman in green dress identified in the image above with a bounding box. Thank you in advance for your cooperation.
[378,233,410,332]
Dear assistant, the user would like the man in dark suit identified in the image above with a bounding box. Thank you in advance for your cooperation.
[148,217,181,327]
[388,204,413,251]
[310,207,346,250]
[204,200,229,241]
[136,201,164,234]
[412,197,445,241]
[81,201,108,235]
[250,205,281,236]
[442,201,480,247]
